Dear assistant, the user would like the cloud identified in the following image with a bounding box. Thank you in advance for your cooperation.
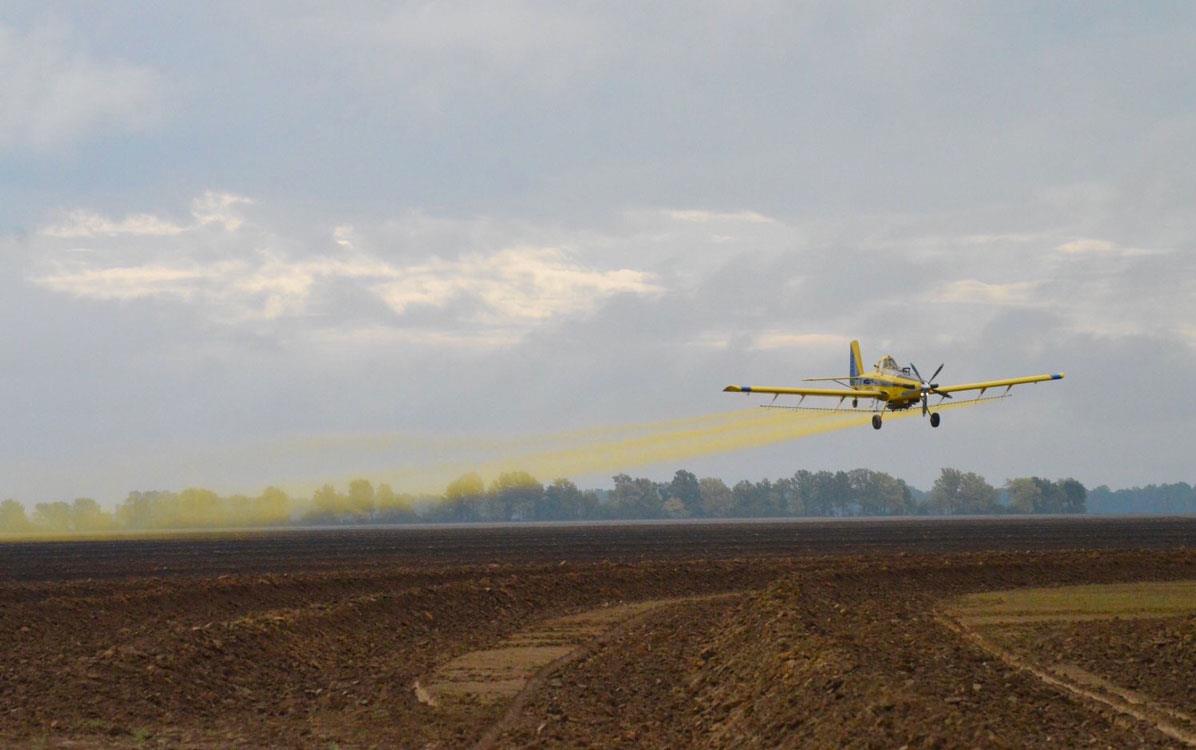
[1056,238,1116,255]
[22,192,1196,376]
[307,324,521,350]
[663,209,777,225]
[190,192,254,232]
[0,24,163,152]
[40,192,252,239]
[41,212,188,239]
[35,263,229,301]
[1054,237,1170,258]
[749,332,848,351]
[30,194,663,339]
[933,279,1040,306]
[373,247,661,323]
[682,330,851,354]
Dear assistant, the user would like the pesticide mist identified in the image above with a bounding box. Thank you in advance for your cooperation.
[299,400,987,495]
[0,400,995,537]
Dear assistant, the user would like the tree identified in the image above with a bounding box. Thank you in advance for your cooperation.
[1057,478,1087,514]
[177,488,222,528]
[754,480,782,517]
[828,471,854,517]
[311,483,349,521]
[661,497,688,517]
[0,499,32,534]
[542,478,586,521]
[610,474,663,519]
[1006,477,1086,515]
[71,498,115,532]
[116,490,179,530]
[849,469,914,517]
[444,473,485,522]
[224,495,253,526]
[1091,482,1195,515]
[375,483,415,521]
[486,471,543,521]
[774,476,803,516]
[33,501,73,532]
[1007,477,1044,514]
[794,470,851,517]
[579,489,602,519]
[699,477,734,517]
[254,486,292,526]
[928,468,997,515]
[732,480,778,517]
[348,479,376,518]
[667,470,702,518]
[928,469,963,514]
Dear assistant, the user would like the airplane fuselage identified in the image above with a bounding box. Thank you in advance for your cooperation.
[852,369,923,410]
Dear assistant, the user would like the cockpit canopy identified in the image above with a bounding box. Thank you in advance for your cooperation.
[877,355,900,371]
[875,355,914,376]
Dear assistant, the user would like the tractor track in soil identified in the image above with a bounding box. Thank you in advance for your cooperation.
[938,613,1196,747]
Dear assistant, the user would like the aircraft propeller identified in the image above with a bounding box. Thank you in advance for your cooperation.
[910,362,951,415]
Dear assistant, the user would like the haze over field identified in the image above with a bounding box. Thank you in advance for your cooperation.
[2,2,1195,503]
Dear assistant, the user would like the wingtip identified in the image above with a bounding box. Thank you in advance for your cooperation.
[723,385,744,392]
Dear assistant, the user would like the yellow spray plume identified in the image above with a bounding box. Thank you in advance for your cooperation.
[345,399,989,493]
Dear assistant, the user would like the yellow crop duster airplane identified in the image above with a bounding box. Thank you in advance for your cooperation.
[724,340,1064,429]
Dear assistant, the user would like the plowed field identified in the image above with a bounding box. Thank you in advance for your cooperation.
[3,518,1196,748]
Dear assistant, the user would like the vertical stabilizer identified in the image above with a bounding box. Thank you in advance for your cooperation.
[850,340,864,385]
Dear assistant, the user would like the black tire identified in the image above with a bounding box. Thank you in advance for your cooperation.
[930,412,941,428]
[871,414,882,430]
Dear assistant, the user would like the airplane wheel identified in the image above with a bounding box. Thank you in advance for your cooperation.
[871,414,882,430]
[930,412,941,428]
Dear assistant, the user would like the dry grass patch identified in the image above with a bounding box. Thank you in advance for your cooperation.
[951,580,1196,625]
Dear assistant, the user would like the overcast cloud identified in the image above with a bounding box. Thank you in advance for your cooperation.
[2,2,1194,502]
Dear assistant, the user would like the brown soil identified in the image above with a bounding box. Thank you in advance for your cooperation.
[0,559,787,747]
[990,615,1196,720]
[425,596,723,706]
[3,520,1196,748]
[495,550,1196,749]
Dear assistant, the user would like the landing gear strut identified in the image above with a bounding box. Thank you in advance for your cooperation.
[929,412,941,428]
[871,414,883,430]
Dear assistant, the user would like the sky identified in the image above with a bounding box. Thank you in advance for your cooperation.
[2,1,1195,503]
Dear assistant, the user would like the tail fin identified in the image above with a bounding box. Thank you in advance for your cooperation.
[849,340,864,385]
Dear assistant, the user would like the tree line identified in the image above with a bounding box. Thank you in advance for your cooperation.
[0,467,1091,535]
[1087,483,1196,515]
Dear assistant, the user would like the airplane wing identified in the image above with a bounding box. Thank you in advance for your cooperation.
[723,385,885,398]
[934,372,1064,395]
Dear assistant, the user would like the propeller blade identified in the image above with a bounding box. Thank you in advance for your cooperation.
[921,392,928,416]
[929,363,944,384]
[910,362,924,383]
